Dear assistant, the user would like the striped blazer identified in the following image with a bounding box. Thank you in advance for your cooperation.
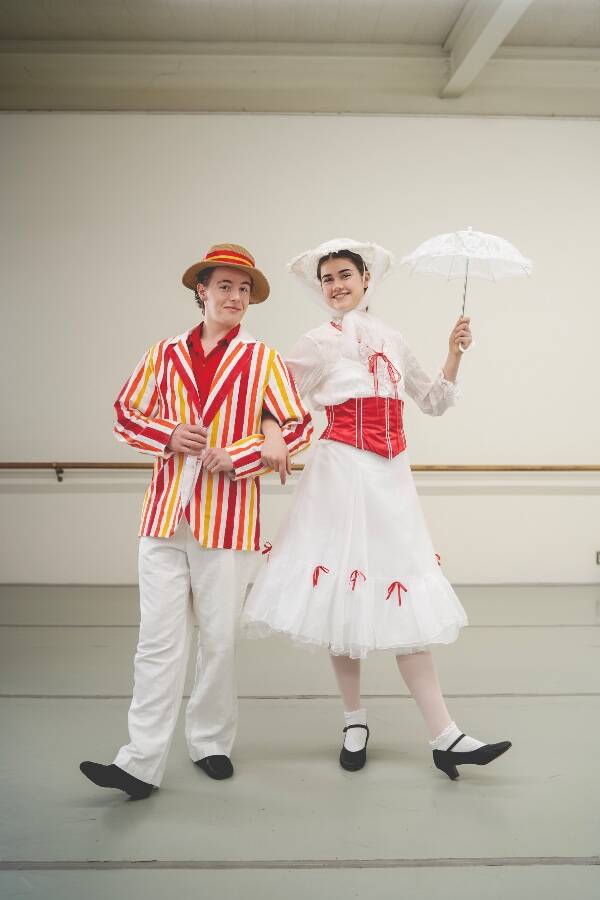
[114,327,313,550]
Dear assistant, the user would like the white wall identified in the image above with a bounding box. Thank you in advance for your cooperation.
[1,113,599,583]
[0,468,598,585]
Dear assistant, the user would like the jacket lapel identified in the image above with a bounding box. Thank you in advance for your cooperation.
[165,332,202,420]
[202,329,256,427]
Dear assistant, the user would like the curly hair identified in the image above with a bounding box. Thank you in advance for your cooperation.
[194,267,216,313]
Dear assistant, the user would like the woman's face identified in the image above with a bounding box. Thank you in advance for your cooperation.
[319,257,370,314]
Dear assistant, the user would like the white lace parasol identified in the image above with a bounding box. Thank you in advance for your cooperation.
[401,226,532,282]
[401,226,533,351]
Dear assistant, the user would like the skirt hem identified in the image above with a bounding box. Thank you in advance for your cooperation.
[241,615,466,660]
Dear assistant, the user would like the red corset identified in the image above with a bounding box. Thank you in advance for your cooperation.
[321,397,406,460]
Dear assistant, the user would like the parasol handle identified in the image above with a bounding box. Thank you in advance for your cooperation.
[459,260,472,352]
[461,258,469,316]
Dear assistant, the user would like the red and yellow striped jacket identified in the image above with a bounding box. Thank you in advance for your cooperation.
[114,327,313,550]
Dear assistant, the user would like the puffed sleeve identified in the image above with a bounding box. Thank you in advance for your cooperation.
[284,334,327,401]
[396,333,460,417]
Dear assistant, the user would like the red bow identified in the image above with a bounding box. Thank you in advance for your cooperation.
[313,565,330,587]
[367,350,401,400]
[262,541,273,562]
[435,553,441,566]
[386,581,408,606]
[349,569,366,591]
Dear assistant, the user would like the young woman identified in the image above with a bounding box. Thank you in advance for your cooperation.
[244,238,511,781]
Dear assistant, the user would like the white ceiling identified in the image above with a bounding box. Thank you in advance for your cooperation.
[1,1,599,114]
[0,1,468,43]
[0,0,598,46]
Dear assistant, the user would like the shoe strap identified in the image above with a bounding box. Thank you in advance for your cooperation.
[343,724,369,736]
[446,733,466,751]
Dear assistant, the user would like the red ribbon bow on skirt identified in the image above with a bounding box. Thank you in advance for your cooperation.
[262,541,273,563]
[312,565,330,587]
[386,581,408,606]
[349,570,366,592]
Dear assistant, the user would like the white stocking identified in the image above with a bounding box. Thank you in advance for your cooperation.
[329,654,367,752]
[396,650,484,752]
[395,650,453,739]
[330,653,361,711]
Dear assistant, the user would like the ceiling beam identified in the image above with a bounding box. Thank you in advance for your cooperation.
[0,40,444,59]
[442,0,534,98]
[1,39,599,115]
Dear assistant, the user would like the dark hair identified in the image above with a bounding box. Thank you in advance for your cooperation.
[194,267,216,313]
[317,250,368,281]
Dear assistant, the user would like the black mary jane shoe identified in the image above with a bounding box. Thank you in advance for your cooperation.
[432,734,512,781]
[339,724,370,772]
[194,755,234,780]
[79,761,154,800]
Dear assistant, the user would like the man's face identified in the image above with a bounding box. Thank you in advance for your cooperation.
[200,266,252,328]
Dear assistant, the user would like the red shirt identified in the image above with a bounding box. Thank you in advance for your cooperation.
[187,322,241,409]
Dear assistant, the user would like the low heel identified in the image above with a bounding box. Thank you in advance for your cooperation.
[432,750,460,780]
[432,740,512,780]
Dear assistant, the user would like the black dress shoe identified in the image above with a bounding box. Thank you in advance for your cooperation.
[79,761,154,800]
[194,755,234,780]
[433,735,512,781]
[339,724,370,772]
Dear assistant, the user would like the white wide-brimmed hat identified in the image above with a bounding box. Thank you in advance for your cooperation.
[288,238,394,299]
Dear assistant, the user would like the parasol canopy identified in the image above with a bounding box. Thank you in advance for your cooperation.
[401,226,532,282]
[401,226,532,350]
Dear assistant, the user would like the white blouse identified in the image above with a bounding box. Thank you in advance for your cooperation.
[286,319,459,416]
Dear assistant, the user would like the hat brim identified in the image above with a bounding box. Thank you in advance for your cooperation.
[182,259,270,304]
[288,239,393,294]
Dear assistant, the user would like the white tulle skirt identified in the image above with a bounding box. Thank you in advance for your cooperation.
[242,439,468,659]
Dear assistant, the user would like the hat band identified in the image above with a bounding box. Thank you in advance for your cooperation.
[205,250,255,268]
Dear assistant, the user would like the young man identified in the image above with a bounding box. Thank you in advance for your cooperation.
[80,243,312,800]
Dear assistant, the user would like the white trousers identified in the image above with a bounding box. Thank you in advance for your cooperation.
[114,521,257,786]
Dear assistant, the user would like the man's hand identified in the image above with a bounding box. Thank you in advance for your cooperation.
[261,409,291,485]
[167,424,208,456]
[261,433,292,485]
[203,447,234,474]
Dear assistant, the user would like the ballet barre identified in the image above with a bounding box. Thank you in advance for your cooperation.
[1,462,599,484]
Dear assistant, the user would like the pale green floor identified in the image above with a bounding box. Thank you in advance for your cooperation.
[1,584,599,899]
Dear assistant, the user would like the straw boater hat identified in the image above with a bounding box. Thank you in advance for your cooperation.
[182,243,270,303]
